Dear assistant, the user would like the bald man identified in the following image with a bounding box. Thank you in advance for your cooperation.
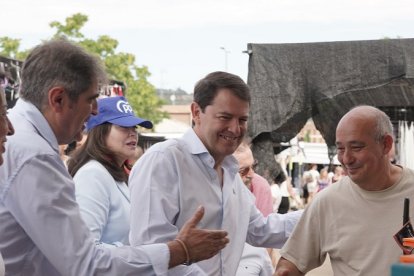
[275,105,414,276]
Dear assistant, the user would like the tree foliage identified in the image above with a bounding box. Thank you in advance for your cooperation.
[0,37,29,60]
[0,13,167,125]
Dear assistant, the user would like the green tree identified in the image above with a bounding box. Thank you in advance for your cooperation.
[0,37,29,60]
[0,13,167,126]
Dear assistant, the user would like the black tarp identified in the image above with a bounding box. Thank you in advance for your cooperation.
[247,38,414,180]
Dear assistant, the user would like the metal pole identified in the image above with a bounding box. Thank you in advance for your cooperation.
[220,47,230,71]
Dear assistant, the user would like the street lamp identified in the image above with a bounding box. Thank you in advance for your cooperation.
[220,47,230,71]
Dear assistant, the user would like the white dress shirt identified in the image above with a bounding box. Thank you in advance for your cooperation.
[236,244,274,276]
[74,160,130,247]
[0,99,169,276]
[129,128,302,276]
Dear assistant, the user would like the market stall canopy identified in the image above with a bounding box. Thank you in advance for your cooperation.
[277,141,340,165]
[247,38,414,178]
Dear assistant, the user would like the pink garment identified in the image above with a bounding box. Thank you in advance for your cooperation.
[250,173,273,217]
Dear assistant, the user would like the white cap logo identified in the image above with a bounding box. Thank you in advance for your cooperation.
[116,100,133,114]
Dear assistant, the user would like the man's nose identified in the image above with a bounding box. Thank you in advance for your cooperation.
[228,119,242,135]
[247,166,255,178]
[341,149,354,165]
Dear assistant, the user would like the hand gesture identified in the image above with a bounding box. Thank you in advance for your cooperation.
[175,206,229,264]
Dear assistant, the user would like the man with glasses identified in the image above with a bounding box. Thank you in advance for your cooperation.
[233,141,276,276]
[234,142,273,216]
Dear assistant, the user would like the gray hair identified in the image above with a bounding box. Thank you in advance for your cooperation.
[19,39,107,110]
[373,108,393,141]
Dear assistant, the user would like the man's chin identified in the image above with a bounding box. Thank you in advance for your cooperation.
[74,130,84,142]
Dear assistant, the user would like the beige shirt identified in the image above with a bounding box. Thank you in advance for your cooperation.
[280,167,414,276]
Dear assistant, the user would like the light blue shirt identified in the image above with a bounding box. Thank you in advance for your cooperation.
[74,160,130,247]
[129,128,302,276]
[0,99,169,276]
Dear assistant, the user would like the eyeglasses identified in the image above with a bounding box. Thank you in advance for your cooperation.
[238,160,258,177]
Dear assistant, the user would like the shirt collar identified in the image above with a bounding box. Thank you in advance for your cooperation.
[12,99,60,154]
[181,128,239,175]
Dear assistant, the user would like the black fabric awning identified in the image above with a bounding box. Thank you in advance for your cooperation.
[247,38,414,179]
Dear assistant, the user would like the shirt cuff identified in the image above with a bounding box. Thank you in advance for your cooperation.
[142,243,170,275]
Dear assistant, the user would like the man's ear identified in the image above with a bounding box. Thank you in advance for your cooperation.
[48,87,66,112]
[191,102,201,125]
[383,134,394,155]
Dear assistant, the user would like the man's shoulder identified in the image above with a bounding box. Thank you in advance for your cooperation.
[399,167,414,189]
[145,138,188,156]
[403,167,414,177]
[9,129,55,158]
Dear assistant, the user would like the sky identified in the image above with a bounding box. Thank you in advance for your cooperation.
[1,0,413,93]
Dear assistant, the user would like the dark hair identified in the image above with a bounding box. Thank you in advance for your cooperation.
[193,71,250,111]
[64,141,77,156]
[20,39,106,110]
[67,123,128,183]
[273,171,287,184]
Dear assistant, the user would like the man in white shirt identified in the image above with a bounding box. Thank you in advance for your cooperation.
[129,71,302,275]
[0,39,228,276]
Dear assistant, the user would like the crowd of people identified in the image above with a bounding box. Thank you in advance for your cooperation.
[0,38,412,276]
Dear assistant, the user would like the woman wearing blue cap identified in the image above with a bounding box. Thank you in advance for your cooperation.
[67,96,152,247]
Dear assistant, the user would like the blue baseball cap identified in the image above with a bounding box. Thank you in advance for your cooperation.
[86,96,153,131]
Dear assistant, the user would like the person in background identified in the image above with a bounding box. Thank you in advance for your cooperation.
[276,173,302,214]
[271,173,284,213]
[0,87,14,276]
[330,165,344,183]
[233,141,273,217]
[301,164,319,203]
[67,96,152,247]
[270,184,282,214]
[129,71,302,275]
[233,141,274,276]
[275,106,414,276]
[0,39,228,276]
[316,166,331,192]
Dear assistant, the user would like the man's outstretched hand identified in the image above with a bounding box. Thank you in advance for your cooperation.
[168,206,229,268]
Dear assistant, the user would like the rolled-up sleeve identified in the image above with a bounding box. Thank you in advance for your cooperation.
[245,195,303,249]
